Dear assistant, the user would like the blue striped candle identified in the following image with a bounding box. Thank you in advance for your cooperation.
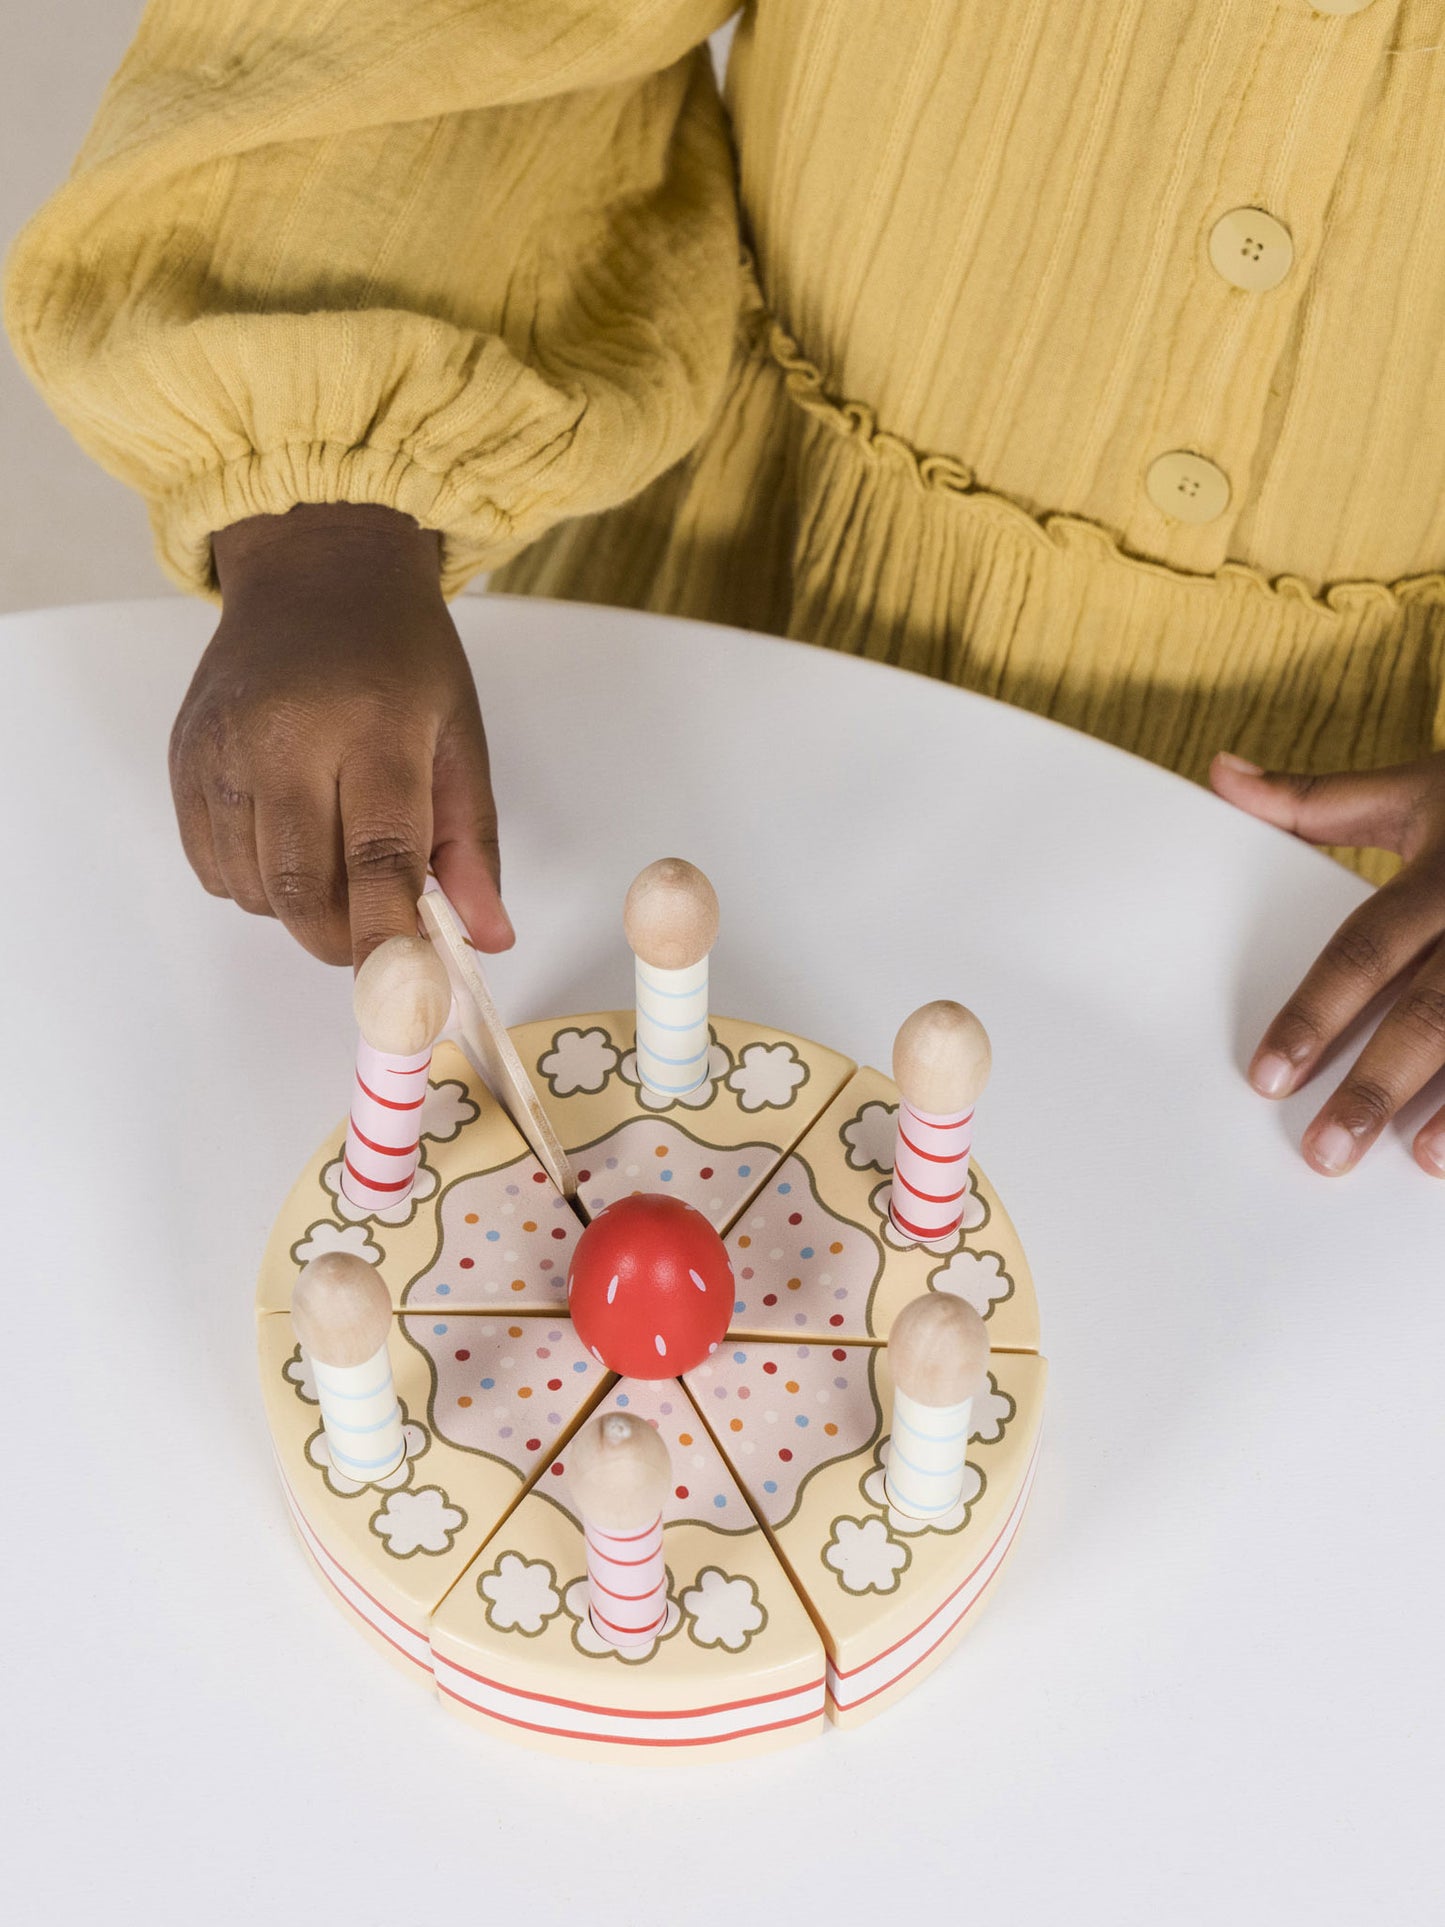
[884,1387,975,1519]
[311,1346,405,1484]
[634,956,711,1100]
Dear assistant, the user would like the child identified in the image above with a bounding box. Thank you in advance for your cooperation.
[9,0,1445,1180]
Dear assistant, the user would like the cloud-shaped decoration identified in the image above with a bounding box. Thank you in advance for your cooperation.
[420,1079,479,1143]
[870,1170,989,1253]
[824,1515,909,1594]
[968,1371,1016,1445]
[320,1153,437,1226]
[619,1041,732,1112]
[283,1346,317,1404]
[289,1219,383,1269]
[561,1577,682,1661]
[726,1041,807,1113]
[539,1027,619,1098]
[370,1485,466,1558]
[927,1248,1014,1319]
[478,1552,563,1635]
[842,1100,898,1174]
[681,1567,765,1652]
[306,1415,428,1497]
[861,1438,983,1536]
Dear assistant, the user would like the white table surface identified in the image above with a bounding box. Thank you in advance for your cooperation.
[2,595,1440,1925]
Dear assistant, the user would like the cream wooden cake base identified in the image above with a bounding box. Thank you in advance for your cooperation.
[257,1014,1046,1759]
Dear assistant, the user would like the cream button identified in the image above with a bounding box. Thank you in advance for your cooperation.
[1145,451,1231,526]
[1309,1,1375,14]
[1209,206,1293,291]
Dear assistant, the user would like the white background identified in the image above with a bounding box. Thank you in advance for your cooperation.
[2,0,155,610]
[3,596,1440,1925]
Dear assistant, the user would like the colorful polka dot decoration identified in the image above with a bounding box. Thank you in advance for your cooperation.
[544,1377,757,1534]
[726,1156,883,1339]
[569,1117,781,1229]
[684,1340,879,1527]
[406,1159,580,1309]
[407,1318,603,1478]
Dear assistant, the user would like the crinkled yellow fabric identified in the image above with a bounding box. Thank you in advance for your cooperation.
[10,2,1445,883]
[4,0,744,595]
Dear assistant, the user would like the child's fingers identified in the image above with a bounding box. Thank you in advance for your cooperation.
[1248,866,1445,1098]
[1300,937,1445,1175]
[169,765,227,899]
[430,704,514,953]
[1411,1105,1445,1177]
[338,751,433,969]
[253,781,351,965]
[204,780,270,917]
[1209,751,1423,854]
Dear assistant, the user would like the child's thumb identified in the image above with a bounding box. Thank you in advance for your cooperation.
[430,715,515,953]
[1208,749,1421,854]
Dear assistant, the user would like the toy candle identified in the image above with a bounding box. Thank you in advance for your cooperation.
[889,1001,992,1243]
[292,1251,404,1484]
[623,859,720,1101]
[341,935,451,1212]
[568,1411,672,1649]
[884,1292,990,1520]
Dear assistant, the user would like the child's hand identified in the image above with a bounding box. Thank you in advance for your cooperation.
[169,504,514,968]
[1210,748,1445,1175]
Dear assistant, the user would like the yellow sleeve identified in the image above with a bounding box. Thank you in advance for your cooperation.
[3,0,742,596]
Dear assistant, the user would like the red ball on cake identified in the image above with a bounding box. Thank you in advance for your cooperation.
[567,1193,735,1379]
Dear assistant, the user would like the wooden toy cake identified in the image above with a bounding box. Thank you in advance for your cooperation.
[256,863,1047,1758]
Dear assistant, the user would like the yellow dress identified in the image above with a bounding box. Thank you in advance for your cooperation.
[9,1,1445,880]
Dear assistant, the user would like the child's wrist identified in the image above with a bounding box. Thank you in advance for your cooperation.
[212,502,441,598]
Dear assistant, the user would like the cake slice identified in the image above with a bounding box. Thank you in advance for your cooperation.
[508,1013,855,1233]
[430,1375,827,1759]
[723,1066,1040,1349]
[258,1309,608,1676]
[685,1337,1046,1725]
[256,1040,583,1316]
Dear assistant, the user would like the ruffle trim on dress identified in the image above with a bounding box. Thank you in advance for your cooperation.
[735,252,1445,623]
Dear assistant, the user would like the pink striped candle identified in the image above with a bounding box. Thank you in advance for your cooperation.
[341,935,452,1215]
[583,1514,668,1649]
[567,1410,672,1650]
[889,1001,993,1246]
[340,1037,433,1213]
[889,1099,975,1243]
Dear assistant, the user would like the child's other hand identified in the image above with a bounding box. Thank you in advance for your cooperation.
[169,504,514,968]
[1210,748,1445,1176]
